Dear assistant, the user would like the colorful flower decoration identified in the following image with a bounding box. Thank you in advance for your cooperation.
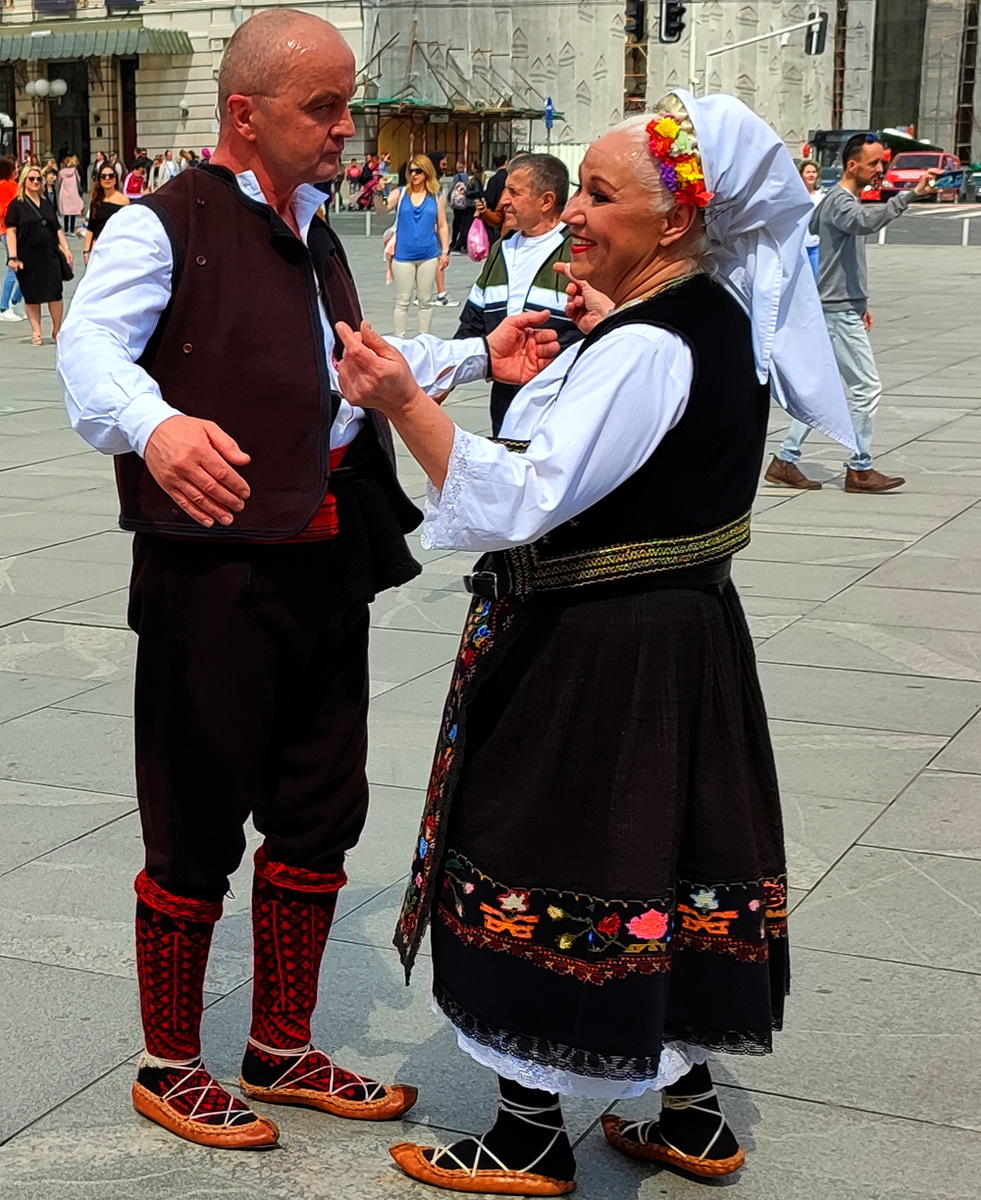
[626,908,669,941]
[597,913,622,937]
[646,113,713,209]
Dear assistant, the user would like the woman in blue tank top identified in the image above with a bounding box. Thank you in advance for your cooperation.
[387,155,449,336]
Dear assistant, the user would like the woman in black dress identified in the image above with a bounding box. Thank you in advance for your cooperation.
[82,164,130,271]
[335,90,857,1196]
[6,163,73,345]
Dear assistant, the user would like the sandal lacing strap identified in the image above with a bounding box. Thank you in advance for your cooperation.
[247,1037,387,1101]
[139,1052,251,1127]
[620,1087,726,1163]
[430,1095,567,1179]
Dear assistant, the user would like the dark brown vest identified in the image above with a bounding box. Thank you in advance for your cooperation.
[114,164,393,541]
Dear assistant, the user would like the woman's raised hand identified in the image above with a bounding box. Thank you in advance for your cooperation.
[485,309,562,386]
[335,321,423,415]
[553,262,614,335]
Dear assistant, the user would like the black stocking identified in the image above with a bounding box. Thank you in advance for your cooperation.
[619,1062,741,1160]
[425,1076,576,1180]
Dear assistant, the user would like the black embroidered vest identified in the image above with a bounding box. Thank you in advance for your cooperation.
[502,273,770,594]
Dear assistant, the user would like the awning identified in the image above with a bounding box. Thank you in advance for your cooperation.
[351,98,562,123]
[0,20,193,63]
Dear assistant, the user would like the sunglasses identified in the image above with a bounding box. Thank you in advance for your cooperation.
[408,167,424,174]
[100,173,116,179]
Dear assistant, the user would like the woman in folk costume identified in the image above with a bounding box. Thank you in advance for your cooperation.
[338,91,855,1195]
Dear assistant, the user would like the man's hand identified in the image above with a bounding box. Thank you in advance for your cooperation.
[486,309,561,386]
[144,415,251,528]
[862,310,873,333]
[553,262,614,335]
[913,167,941,196]
[335,321,424,416]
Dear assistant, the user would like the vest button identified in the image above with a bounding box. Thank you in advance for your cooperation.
[195,255,206,266]
[196,198,205,207]
[182,343,193,354]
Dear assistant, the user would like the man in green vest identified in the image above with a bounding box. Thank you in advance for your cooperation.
[456,153,581,434]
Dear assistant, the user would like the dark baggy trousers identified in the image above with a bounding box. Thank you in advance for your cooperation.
[128,534,370,902]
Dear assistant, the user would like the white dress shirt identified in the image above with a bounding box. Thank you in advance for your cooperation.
[422,325,694,552]
[500,224,566,315]
[58,170,487,458]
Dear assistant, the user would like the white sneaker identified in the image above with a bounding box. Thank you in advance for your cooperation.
[0,309,25,322]
[432,294,460,308]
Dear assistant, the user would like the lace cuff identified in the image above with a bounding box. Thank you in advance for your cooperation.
[420,425,479,551]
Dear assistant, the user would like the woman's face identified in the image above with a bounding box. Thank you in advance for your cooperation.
[801,163,819,191]
[25,170,42,195]
[560,128,677,302]
[99,169,117,192]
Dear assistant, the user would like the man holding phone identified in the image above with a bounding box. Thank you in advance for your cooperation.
[766,133,938,492]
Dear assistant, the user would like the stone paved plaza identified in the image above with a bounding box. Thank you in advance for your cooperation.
[0,236,979,1200]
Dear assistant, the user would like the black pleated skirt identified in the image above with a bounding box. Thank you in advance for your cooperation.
[403,579,789,1093]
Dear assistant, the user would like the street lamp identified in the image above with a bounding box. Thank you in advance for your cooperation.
[25,78,68,100]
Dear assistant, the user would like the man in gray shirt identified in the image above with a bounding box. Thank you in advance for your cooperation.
[766,133,937,493]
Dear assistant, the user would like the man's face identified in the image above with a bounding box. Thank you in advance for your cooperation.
[850,142,886,188]
[245,29,356,185]
[165,151,172,160]
[501,167,551,235]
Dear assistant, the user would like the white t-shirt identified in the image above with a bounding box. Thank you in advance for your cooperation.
[804,188,824,249]
[501,224,567,315]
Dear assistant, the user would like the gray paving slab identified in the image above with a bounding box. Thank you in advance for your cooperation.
[862,551,981,592]
[861,769,981,859]
[0,619,134,682]
[0,707,135,796]
[791,844,981,973]
[0,779,134,877]
[757,618,981,681]
[724,947,981,1130]
[0,956,140,1143]
[768,720,946,805]
[811,583,981,632]
[740,530,905,568]
[732,558,868,601]
[781,792,883,890]
[759,661,981,735]
[34,588,129,631]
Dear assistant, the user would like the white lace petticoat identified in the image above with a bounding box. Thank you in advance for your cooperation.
[431,995,709,1100]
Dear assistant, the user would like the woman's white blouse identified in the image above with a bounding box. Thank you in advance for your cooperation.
[422,324,694,552]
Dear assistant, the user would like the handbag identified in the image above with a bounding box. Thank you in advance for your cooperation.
[467,216,490,262]
[59,248,74,282]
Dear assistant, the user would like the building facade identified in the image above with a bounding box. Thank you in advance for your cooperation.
[0,0,361,173]
[1,1,978,182]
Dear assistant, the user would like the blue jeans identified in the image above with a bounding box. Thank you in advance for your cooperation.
[779,308,880,472]
[806,244,819,279]
[1,265,21,311]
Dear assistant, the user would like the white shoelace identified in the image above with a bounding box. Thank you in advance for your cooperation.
[619,1087,726,1162]
[247,1037,387,1101]
[430,1095,567,1178]
[139,1052,249,1128]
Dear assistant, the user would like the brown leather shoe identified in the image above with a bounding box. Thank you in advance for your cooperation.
[844,467,905,493]
[763,455,822,490]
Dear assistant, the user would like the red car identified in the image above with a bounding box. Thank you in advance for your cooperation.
[881,151,960,202]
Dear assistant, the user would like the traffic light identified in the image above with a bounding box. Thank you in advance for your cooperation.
[658,1,687,44]
[805,10,829,55]
[625,0,646,42]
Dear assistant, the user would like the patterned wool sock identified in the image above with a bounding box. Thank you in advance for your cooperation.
[242,849,383,1102]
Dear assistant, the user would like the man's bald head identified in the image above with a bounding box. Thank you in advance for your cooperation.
[218,8,351,113]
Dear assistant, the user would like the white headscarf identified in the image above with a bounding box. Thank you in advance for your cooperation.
[668,89,856,451]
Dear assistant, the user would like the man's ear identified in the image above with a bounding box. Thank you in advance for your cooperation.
[224,94,259,143]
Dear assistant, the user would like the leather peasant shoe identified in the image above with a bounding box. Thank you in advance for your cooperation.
[764,455,822,489]
[132,1057,279,1150]
[844,467,905,493]
[601,1113,744,1179]
[389,1142,576,1196]
[239,1041,417,1120]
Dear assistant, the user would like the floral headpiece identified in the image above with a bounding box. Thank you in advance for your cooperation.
[646,113,713,209]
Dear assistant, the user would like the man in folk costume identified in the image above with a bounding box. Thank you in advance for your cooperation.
[57,10,558,1150]
[335,92,855,1193]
